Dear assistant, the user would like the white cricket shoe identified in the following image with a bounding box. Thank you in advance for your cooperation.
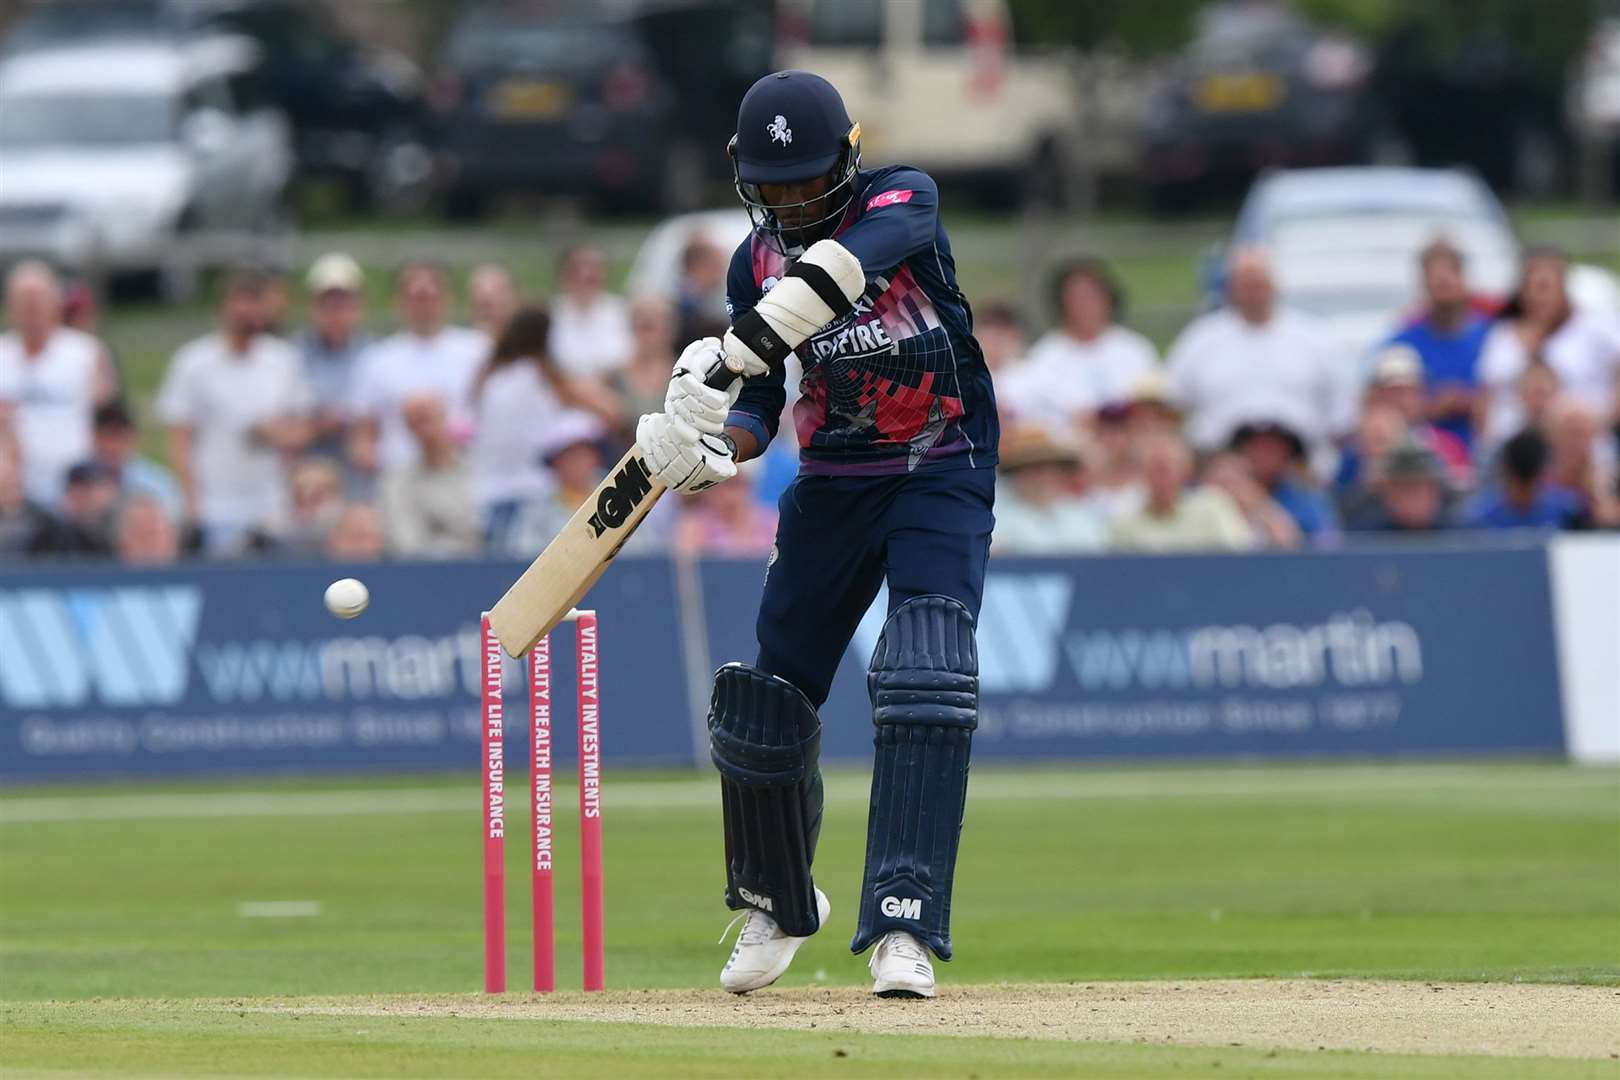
[868,930,935,998]
[719,887,831,994]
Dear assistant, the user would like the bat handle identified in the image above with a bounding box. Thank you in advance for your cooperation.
[704,363,742,392]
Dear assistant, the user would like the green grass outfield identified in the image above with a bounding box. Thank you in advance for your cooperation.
[2,761,1617,1077]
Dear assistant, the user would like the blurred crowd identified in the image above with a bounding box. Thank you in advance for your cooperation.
[991,240,1620,553]
[1,232,1617,568]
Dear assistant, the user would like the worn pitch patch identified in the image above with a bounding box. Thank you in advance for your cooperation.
[228,980,1620,1060]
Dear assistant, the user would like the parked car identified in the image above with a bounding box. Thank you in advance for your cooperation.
[1139,6,1378,209]
[1,0,431,214]
[0,38,294,299]
[430,1,772,219]
[1142,3,1577,208]
[775,0,1080,206]
[1207,167,1517,356]
[1207,166,1620,359]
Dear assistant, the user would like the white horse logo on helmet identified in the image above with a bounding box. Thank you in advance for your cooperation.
[767,115,792,146]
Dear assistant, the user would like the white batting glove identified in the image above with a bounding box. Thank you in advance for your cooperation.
[665,337,768,440]
[637,411,736,494]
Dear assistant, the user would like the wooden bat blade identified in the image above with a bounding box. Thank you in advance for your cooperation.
[487,445,667,657]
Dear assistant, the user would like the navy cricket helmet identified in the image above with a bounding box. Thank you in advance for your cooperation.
[728,70,861,251]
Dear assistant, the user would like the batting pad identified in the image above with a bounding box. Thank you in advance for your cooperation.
[851,595,978,960]
[708,663,826,937]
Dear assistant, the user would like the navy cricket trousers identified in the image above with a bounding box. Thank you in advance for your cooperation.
[755,467,996,708]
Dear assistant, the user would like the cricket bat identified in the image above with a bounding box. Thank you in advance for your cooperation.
[486,443,668,657]
[487,238,868,657]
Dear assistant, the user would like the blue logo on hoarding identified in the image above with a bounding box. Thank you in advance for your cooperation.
[0,587,203,707]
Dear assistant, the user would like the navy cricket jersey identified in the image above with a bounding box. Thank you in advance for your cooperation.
[724,165,998,476]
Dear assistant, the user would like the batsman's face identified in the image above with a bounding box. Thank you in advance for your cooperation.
[760,172,834,231]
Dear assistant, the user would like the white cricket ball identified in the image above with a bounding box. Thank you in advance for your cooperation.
[324,577,369,620]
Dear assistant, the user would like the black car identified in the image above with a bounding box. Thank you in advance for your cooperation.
[1,0,432,213]
[1139,3,1579,210]
[431,0,772,218]
[1138,6,1379,209]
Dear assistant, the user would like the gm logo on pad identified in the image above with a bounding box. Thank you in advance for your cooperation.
[0,587,202,708]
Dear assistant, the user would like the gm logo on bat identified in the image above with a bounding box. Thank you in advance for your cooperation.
[586,455,655,537]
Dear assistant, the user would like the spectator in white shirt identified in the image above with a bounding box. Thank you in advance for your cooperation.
[1477,247,1620,456]
[469,262,519,340]
[1166,247,1352,469]
[548,245,633,378]
[0,261,117,505]
[999,258,1157,433]
[348,261,487,474]
[155,270,313,554]
[472,305,620,553]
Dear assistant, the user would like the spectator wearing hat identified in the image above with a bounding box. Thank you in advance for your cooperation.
[1085,403,1147,523]
[298,253,372,465]
[1461,430,1585,530]
[0,449,51,556]
[379,393,481,558]
[1383,238,1492,447]
[999,257,1156,432]
[507,412,610,553]
[1229,419,1339,545]
[469,262,519,341]
[90,402,182,522]
[349,260,486,475]
[115,494,181,566]
[1109,429,1254,552]
[1166,248,1352,467]
[0,261,118,506]
[282,458,345,557]
[1336,348,1472,498]
[991,426,1108,553]
[549,245,633,379]
[1343,438,1454,533]
[155,269,313,554]
[509,411,673,555]
[1201,452,1303,549]
[31,461,118,558]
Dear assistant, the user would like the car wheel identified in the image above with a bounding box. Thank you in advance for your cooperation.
[443,184,491,222]
[368,127,436,217]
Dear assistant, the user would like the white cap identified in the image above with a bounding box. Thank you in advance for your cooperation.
[305,252,364,295]
[1371,344,1424,388]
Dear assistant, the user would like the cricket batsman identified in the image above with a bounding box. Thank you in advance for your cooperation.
[635,70,998,998]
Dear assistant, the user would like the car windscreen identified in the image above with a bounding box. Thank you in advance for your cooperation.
[0,93,175,147]
[446,17,636,72]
